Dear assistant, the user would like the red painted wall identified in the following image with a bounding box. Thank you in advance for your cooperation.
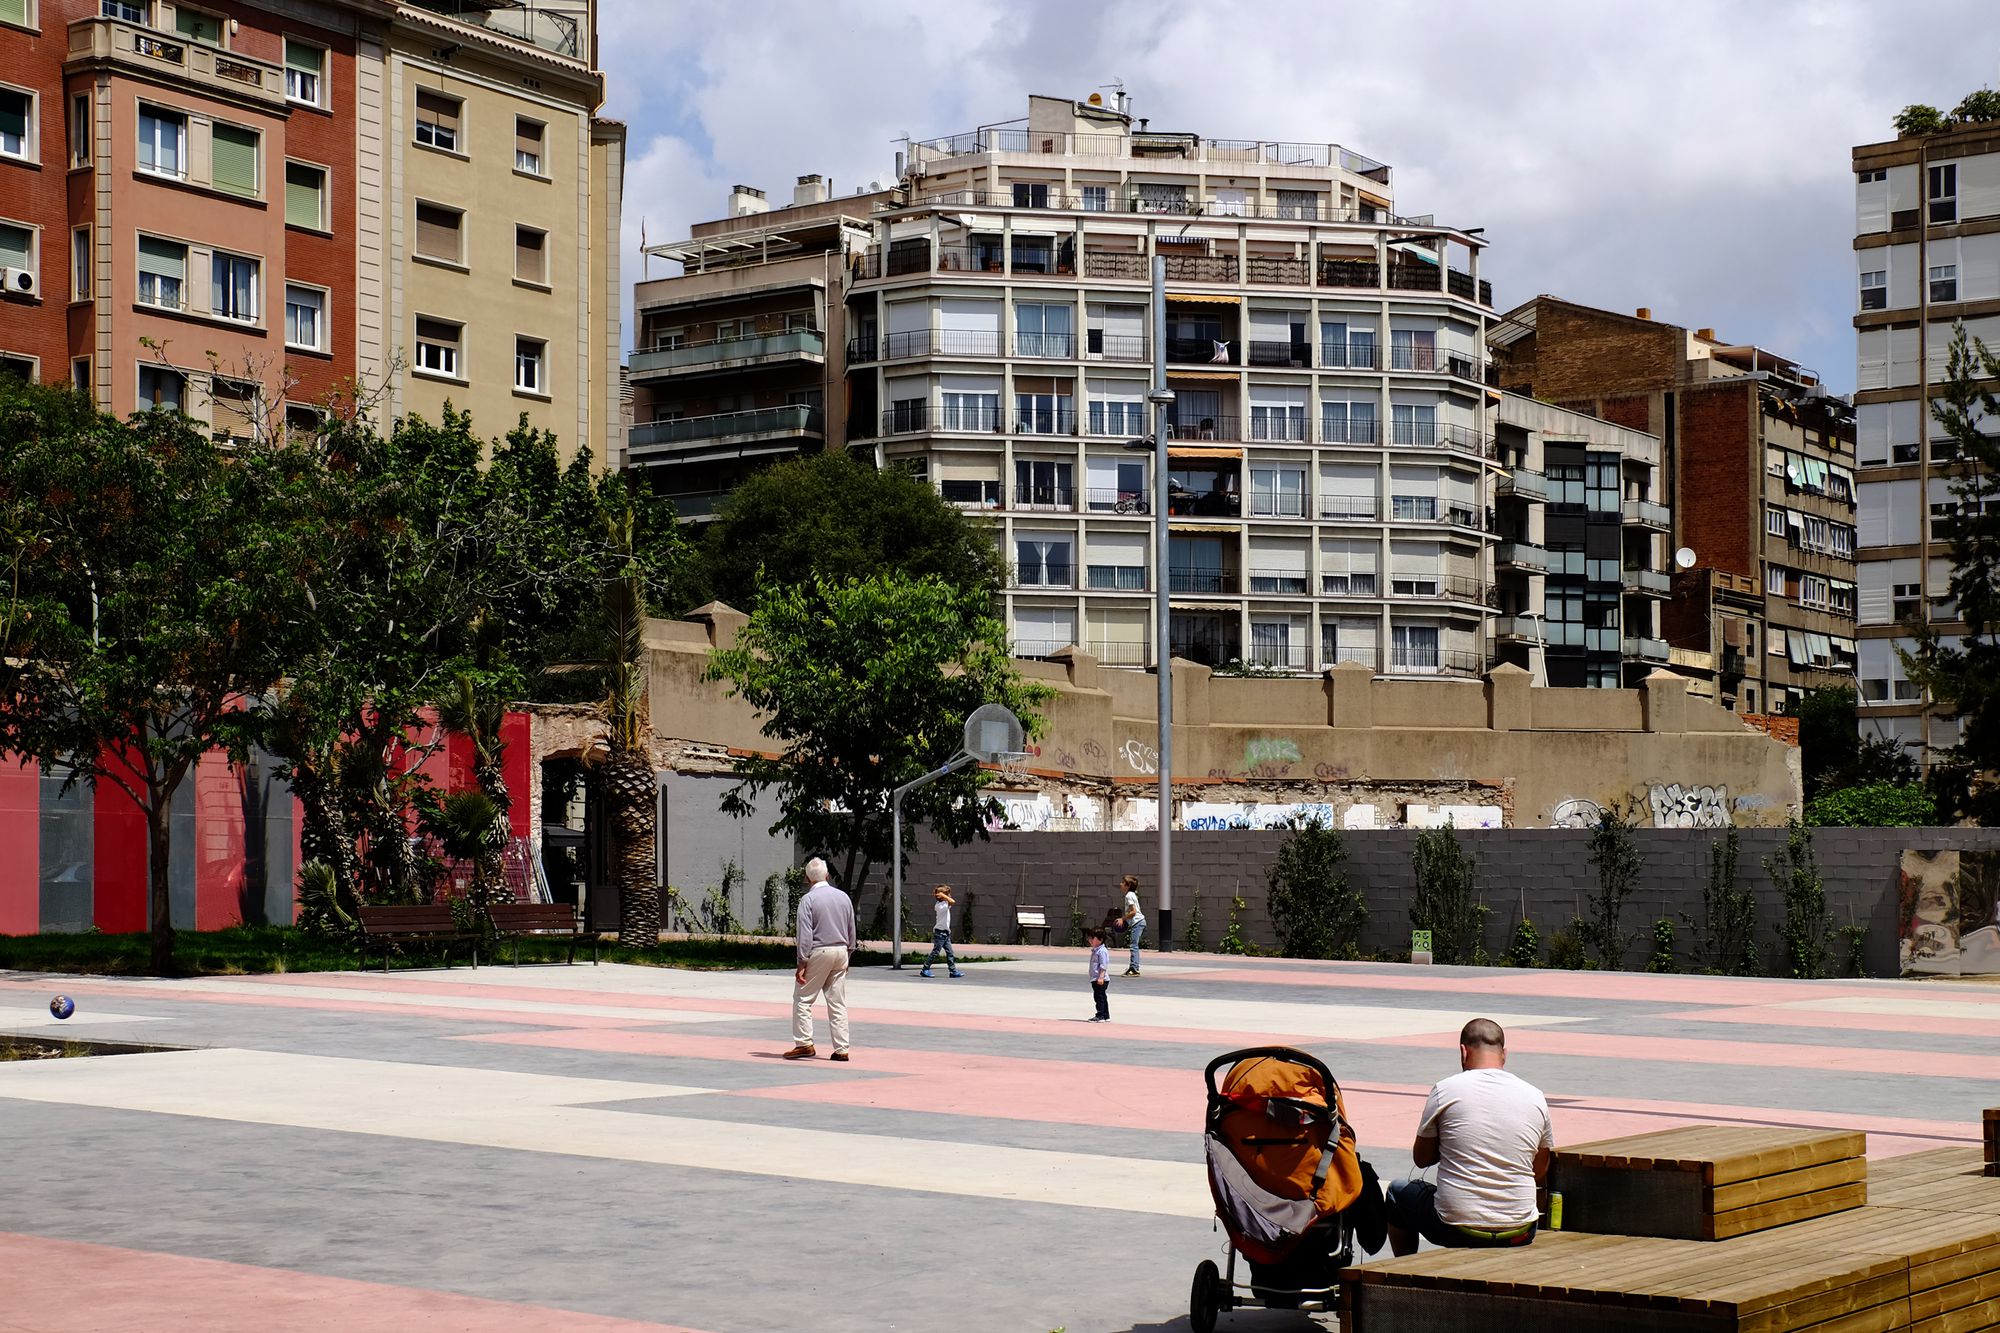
[193,751,246,929]
[0,760,40,935]
[92,745,148,933]
[502,713,532,839]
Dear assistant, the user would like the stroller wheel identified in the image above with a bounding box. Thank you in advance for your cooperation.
[1190,1258,1221,1333]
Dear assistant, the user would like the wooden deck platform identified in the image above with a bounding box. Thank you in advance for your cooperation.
[1551,1127,1868,1241]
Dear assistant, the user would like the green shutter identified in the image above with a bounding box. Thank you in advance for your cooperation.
[175,8,221,44]
[284,41,320,74]
[211,123,257,197]
[285,162,322,229]
[0,0,25,30]
[137,235,186,281]
[0,224,29,271]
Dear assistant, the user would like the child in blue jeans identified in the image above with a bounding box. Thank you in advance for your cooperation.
[920,885,963,979]
[1087,928,1111,1021]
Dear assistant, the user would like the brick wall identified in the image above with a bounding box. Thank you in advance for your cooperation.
[1599,395,1656,434]
[0,17,75,380]
[1519,302,1682,402]
[1676,382,1755,576]
[880,825,2000,977]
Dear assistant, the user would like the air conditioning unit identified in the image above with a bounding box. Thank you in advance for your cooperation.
[1,267,36,298]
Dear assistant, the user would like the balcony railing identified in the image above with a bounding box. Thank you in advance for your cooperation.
[1246,570,1311,595]
[880,404,1003,435]
[1161,254,1240,283]
[881,329,1004,359]
[1087,332,1148,360]
[1014,406,1079,435]
[1083,251,1149,280]
[1246,495,1309,518]
[1627,567,1673,595]
[1245,644,1312,670]
[405,0,582,58]
[1386,261,1444,292]
[1387,648,1485,678]
[1015,331,1076,358]
[1622,635,1670,660]
[1086,565,1148,591]
[1167,336,1237,365]
[1499,470,1550,502]
[1168,569,1238,594]
[1318,259,1381,289]
[1166,416,1244,442]
[1388,422,1498,458]
[628,330,824,378]
[1320,341,1380,369]
[1171,637,1244,668]
[70,15,287,107]
[1249,340,1312,368]
[1320,419,1383,445]
[1085,640,1152,666]
[1085,488,1152,513]
[1009,563,1075,590]
[846,335,879,364]
[1245,256,1311,286]
[1319,496,1379,520]
[1012,484,1075,510]
[1321,573,1379,596]
[1388,344,1441,372]
[1623,498,1672,529]
[1385,575,1495,606]
[663,490,731,520]
[1497,540,1553,572]
[1168,488,1243,517]
[629,405,823,453]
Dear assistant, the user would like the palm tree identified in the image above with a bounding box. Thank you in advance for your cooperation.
[596,498,659,944]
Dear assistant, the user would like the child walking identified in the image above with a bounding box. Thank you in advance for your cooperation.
[920,885,964,979]
[1087,928,1111,1022]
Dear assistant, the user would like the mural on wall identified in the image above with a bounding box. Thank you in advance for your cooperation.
[1405,804,1504,830]
[1548,798,1607,829]
[1899,848,2000,977]
[1182,801,1337,831]
[1649,783,1731,829]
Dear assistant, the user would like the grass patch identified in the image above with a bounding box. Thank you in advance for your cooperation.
[0,1035,178,1061]
[0,926,1010,978]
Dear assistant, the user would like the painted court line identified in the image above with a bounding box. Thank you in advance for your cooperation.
[0,1231,714,1333]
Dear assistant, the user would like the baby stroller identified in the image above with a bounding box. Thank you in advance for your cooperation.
[1190,1046,1386,1332]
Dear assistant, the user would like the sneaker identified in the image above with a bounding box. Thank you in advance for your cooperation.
[1124,967,1141,976]
[919,970,933,978]
[781,1045,817,1060]
[949,970,964,979]
[830,1050,851,1062]
[1089,1015,1108,1022]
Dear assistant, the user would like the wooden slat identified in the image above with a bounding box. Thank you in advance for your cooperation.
[1910,1268,2000,1324]
[1909,1294,2000,1333]
[1710,1183,1871,1242]
[1714,1158,1869,1212]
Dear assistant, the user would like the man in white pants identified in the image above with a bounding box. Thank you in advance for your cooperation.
[786,858,858,1061]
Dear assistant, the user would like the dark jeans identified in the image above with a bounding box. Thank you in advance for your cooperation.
[925,929,957,970]
[1384,1177,1536,1249]
[1091,978,1109,1019]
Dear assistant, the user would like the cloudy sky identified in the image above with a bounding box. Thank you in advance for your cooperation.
[598,0,2000,394]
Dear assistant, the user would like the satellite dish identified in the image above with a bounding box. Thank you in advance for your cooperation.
[963,703,1026,763]
[1674,547,1698,570]
[868,181,882,191]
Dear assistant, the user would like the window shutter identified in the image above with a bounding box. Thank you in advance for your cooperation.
[417,317,458,350]
[285,163,322,229]
[212,380,256,440]
[0,223,29,271]
[515,227,543,279]
[137,236,186,281]
[515,119,541,160]
[0,0,27,26]
[417,90,459,134]
[211,124,258,197]
[416,204,458,261]
[284,41,321,75]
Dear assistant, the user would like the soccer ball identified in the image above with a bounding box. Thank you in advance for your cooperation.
[49,995,74,1020]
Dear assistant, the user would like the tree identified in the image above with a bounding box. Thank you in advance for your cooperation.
[1805,782,1938,828]
[1894,104,1947,137]
[707,572,1048,906]
[0,381,313,971]
[1682,829,1759,976]
[1797,686,1918,801]
[596,496,660,944]
[1953,89,2000,125]
[1902,326,2000,821]
[693,453,1003,610]
[1767,819,1832,979]
[1266,818,1366,959]
[1410,822,1486,965]
[1581,809,1644,969]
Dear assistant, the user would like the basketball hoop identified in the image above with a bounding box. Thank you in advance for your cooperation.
[963,703,1026,764]
[890,703,1028,969]
[991,748,1033,783]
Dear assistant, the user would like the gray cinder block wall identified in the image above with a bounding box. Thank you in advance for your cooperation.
[868,826,2000,977]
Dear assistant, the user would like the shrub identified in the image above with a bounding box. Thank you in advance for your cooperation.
[1581,810,1644,969]
[1647,918,1677,973]
[1410,823,1486,965]
[1218,895,1251,956]
[1066,889,1086,947]
[1953,89,2000,124]
[1267,818,1366,958]
[1894,103,1947,137]
[1181,897,1206,952]
[1837,922,1870,978]
[1504,917,1540,968]
[759,871,782,932]
[1767,818,1833,980]
[1806,783,1938,828]
[1545,920,1590,971]
[1683,829,1759,976]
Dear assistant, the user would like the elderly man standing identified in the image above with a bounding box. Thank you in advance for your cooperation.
[1385,1017,1552,1255]
[785,857,857,1061]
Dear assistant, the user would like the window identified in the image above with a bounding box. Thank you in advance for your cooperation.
[1251,402,1306,442]
[1929,163,1956,224]
[102,0,146,18]
[1391,623,1440,671]
[1088,399,1144,437]
[415,317,460,378]
[939,390,997,431]
[210,250,257,323]
[137,363,185,412]
[0,0,29,24]
[1080,185,1107,212]
[1767,565,1787,595]
[136,235,186,309]
[1930,263,1958,303]
[1391,402,1436,447]
[1892,581,1922,620]
[1860,269,1886,311]
[513,336,544,393]
[1013,458,1072,507]
[71,357,88,392]
[941,478,1002,507]
[1250,621,1296,667]
[284,41,324,107]
[1013,536,1072,586]
[0,86,33,162]
[514,225,547,283]
[173,5,222,44]
[284,161,326,229]
[284,402,323,437]
[1391,493,1437,522]
[1011,181,1049,208]
[415,89,461,152]
[514,117,543,175]
[211,376,258,442]
[210,122,259,198]
[284,283,323,350]
[1857,168,1885,184]
[70,227,87,300]
[1390,328,1437,372]
[1249,466,1305,517]
[1767,505,1788,537]
[0,353,33,382]
[414,202,463,264]
[137,105,186,178]
[1276,189,1317,220]
[68,94,89,167]
[1015,302,1072,357]
[1322,399,1376,444]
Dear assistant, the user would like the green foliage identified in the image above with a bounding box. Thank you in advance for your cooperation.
[1796,687,1917,800]
[1683,829,1760,976]
[1266,818,1366,959]
[1410,823,1485,965]
[1218,895,1250,955]
[421,789,505,910]
[1068,889,1087,948]
[1503,917,1540,968]
[760,871,782,932]
[1581,810,1644,969]
[293,861,356,941]
[1953,89,2000,124]
[1837,923,1871,979]
[1545,920,1590,971]
[1181,896,1205,952]
[1806,782,1938,828]
[1647,918,1677,974]
[1894,104,1947,137]
[1767,818,1833,979]
[708,572,1051,905]
[694,453,1003,612]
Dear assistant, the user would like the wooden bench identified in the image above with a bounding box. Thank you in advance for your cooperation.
[1550,1126,1867,1241]
[357,905,478,971]
[488,902,599,966]
[1985,1107,1998,1178]
[1015,904,1053,946]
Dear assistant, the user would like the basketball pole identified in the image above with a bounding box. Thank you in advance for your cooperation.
[889,751,977,969]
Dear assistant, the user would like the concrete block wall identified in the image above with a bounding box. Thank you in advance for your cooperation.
[878,826,2000,977]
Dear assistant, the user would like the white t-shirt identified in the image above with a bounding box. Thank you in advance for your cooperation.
[1125,889,1142,921]
[1416,1067,1553,1229]
[934,900,951,932]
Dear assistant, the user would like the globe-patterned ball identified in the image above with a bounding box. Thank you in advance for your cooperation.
[49,995,75,1021]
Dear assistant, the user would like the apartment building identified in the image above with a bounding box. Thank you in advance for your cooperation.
[0,0,621,465]
[1851,118,2000,757]
[1490,393,1667,688]
[1490,297,1857,715]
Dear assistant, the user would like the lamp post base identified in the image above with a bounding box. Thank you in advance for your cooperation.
[1158,905,1174,953]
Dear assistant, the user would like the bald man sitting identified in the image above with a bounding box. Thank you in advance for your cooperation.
[1385,1018,1553,1255]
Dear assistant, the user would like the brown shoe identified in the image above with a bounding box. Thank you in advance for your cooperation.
[830,1050,851,1062]
[782,1045,817,1060]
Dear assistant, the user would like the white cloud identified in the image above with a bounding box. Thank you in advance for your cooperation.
[600,0,2000,391]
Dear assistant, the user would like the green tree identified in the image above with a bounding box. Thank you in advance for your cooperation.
[0,381,314,971]
[707,572,1048,906]
[1266,818,1366,959]
[1953,89,2000,124]
[1683,829,1759,976]
[693,453,1003,610]
[1805,782,1937,828]
[1767,819,1832,979]
[596,495,660,944]
[1411,822,1485,965]
[1581,810,1644,970]
[1894,104,1947,137]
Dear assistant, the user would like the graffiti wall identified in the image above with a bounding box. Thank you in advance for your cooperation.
[1899,848,2000,977]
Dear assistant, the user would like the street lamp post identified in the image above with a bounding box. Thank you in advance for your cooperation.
[1148,253,1175,950]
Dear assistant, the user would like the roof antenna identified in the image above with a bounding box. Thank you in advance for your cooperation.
[1095,79,1128,116]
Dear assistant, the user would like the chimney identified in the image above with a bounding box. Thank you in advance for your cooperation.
[727,184,768,218]
[1696,327,1716,341]
[792,173,828,207]
[1635,307,1652,320]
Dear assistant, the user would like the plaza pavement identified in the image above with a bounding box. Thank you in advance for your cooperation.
[1,948,1997,1332]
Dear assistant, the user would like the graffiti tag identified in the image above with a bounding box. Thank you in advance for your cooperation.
[1649,783,1730,829]
[1245,737,1303,769]
[1548,797,1606,829]
[1117,738,1159,775]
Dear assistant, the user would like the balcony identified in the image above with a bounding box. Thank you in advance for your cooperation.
[663,490,731,521]
[1622,636,1671,661]
[1386,648,1485,678]
[1084,488,1151,514]
[1161,254,1240,284]
[404,1,584,58]
[1248,341,1312,368]
[1386,260,1444,292]
[1087,332,1149,361]
[1388,422,1498,460]
[1085,565,1148,591]
[1086,640,1152,667]
[846,335,878,365]
[1015,331,1077,359]
[1167,486,1242,518]
[1083,251,1149,281]
[1009,563,1075,591]
[1167,336,1237,365]
[879,404,1003,435]
[1388,344,1442,372]
[1245,256,1311,286]
[1012,483,1075,511]
[1246,570,1311,595]
[1171,635,1244,669]
[627,330,824,381]
[1497,541,1553,572]
[1626,567,1673,596]
[880,329,1004,359]
[1318,496,1379,521]
[1318,259,1382,289]
[1166,416,1244,443]
[1169,569,1239,594]
[628,406,824,459]
[1320,341,1381,370]
[1321,573,1379,596]
[1388,575,1495,607]
[1622,498,1672,530]
[68,16,287,109]
[1499,470,1549,503]
[1494,615,1540,642]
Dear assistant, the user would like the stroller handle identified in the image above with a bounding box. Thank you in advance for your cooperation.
[1204,1045,1339,1102]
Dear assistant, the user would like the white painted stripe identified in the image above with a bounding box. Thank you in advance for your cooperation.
[0,1006,168,1030]
[1779,996,2000,1023]
[0,1048,1210,1218]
